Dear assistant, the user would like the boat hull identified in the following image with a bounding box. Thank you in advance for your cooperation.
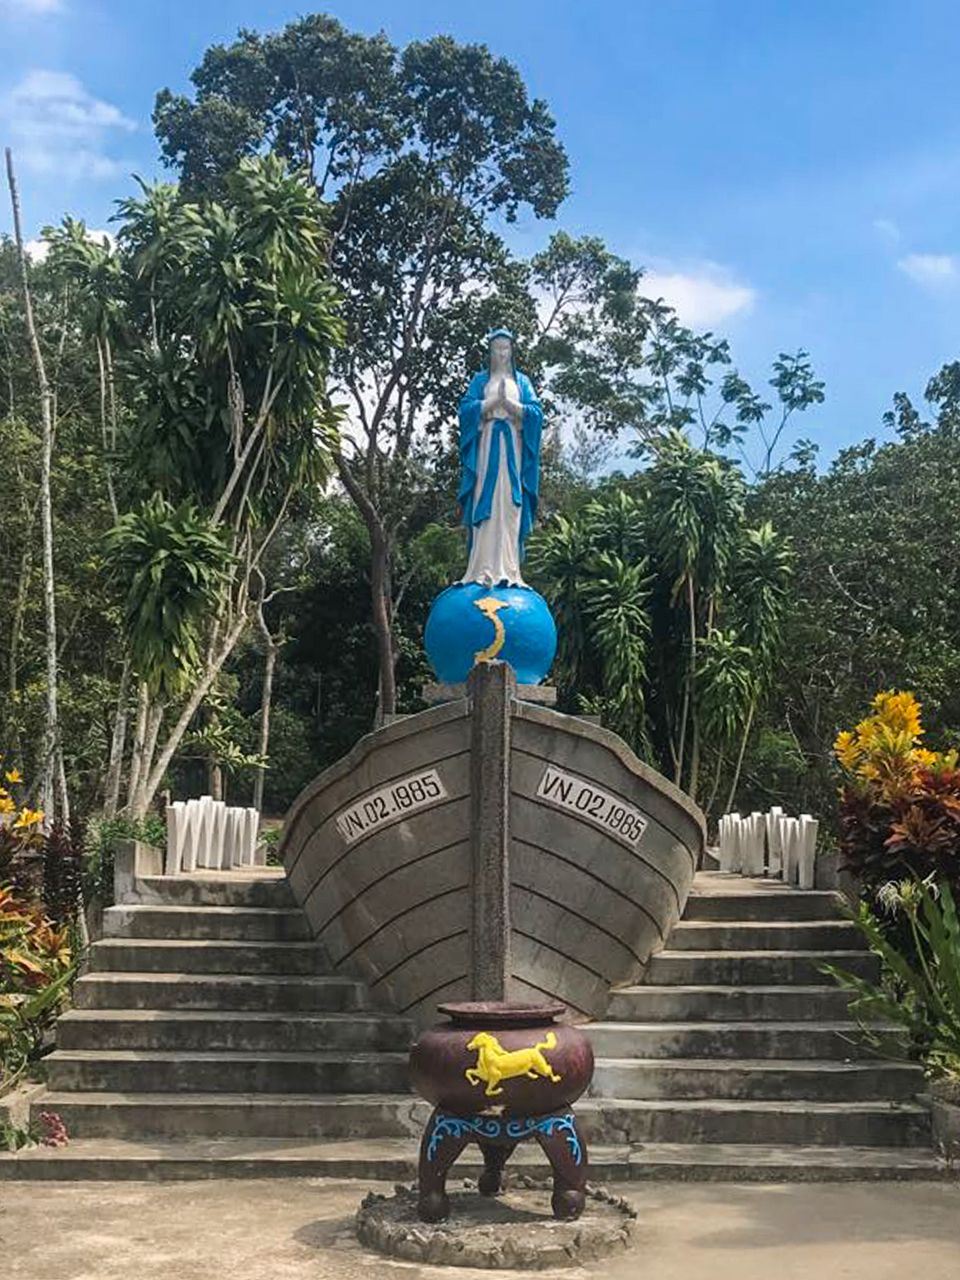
[280,697,704,1024]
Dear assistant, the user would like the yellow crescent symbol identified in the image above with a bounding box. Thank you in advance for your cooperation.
[473,596,510,664]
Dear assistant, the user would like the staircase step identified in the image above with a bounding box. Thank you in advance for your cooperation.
[45,1049,412,1095]
[56,1010,413,1053]
[684,890,845,921]
[587,1021,891,1060]
[73,972,368,1012]
[576,1097,930,1147]
[30,1091,427,1140]
[27,1088,930,1149]
[646,950,878,985]
[590,1057,923,1101]
[128,872,294,909]
[0,1136,945,1182]
[607,984,854,1021]
[87,938,324,975]
[669,921,864,951]
[102,904,310,942]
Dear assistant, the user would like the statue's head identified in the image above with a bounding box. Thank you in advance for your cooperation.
[485,327,515,372]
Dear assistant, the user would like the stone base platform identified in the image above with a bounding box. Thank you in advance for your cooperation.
[355,1180,635,1269]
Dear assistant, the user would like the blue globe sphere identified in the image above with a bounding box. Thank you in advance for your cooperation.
[424,583,557,686]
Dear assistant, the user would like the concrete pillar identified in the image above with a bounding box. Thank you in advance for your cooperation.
[467,661,514,1002]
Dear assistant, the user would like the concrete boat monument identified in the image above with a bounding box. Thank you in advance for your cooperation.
[279,329,705,1224]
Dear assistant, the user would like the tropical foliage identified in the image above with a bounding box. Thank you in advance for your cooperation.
[834,691,960,895]
[0,771,79,1092]
[529,434,793,813]
[824,878,960,1086]
[2,10,960,855]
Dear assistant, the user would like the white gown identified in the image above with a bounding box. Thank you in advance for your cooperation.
[461,378,526,588]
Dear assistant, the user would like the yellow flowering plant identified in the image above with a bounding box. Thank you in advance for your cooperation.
[834,691,960,893]
[0,765,77,1092]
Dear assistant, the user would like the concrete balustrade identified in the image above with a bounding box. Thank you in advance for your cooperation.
[164,796,263,875]
[718,808,819,888]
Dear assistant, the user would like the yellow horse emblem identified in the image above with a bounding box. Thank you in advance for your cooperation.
[464,1030,562,1098]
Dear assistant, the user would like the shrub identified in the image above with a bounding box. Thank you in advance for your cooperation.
[834,691,960,895]
[0,764,80,1092]
[0,884,77,1090]
[823,878,960,1082]
[83,813,164,904]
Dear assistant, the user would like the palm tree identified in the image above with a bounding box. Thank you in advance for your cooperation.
[646,432,743,798]
[723,521,792,811]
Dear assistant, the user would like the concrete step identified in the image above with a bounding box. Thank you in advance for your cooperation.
[684,891,845,921]
[45,1049,413,1095]
[33,1086,928,1150]
[645,949,878,985]
[607,984,854,1022]
[669,921,864,951]
[101,905,310,942]
[577,1097,931,1148]
[73,972,367,1012]
[127,873,294,909]
[589,1057,924,1101]
[87,938,325,975]
[0,1136,945,1183]
[586,1021,891,1060]
[56,1010,413,1054]
[30,1091,427,1140]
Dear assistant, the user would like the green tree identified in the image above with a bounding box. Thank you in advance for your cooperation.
[530,437,793,813]
[154,16,567,718]
[750,370,960,822]
[43,155,343,816]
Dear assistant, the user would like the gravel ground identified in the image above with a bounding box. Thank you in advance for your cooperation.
[2,1177,960,1280]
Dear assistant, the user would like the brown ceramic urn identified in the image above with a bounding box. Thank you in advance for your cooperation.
[410,1000,594,1117]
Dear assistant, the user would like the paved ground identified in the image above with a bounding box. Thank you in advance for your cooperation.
[2,1178,959,1280]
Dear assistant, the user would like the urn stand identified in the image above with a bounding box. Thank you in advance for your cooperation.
[409,1000,594,1223]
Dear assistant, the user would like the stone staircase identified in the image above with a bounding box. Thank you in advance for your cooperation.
[0,868,944,1180]
[581,873,933,1167]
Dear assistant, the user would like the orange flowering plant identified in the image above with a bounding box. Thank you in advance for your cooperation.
[0,766,76,1093]
[834,691,960,893]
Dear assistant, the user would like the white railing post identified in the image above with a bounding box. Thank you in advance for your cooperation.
[766,806,783,878]
[798,814,819,890]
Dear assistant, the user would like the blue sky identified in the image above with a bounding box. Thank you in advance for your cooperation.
[2,0,960,465]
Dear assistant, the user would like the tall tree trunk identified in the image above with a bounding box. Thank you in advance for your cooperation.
[252,622,278,814]
[369,521,395,722]
[134,611,250,818]
[688,717,701,806]
[336,454,396,722]
[724,695,757,815]
[6,148,60,823]
[125,680,149,812]
[131,701,164,817]
[4,530,35,766]
[103,659,131,818]
[674,574,695,788]
[55,740,70,825]
[207,761,223,802]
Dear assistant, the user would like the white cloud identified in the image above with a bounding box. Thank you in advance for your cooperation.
[0,69,136,181]
[873,217,901,245]
[1,0,64,13]
[641,264,756,327]
[897,252,958,287]
[25,227,114,261]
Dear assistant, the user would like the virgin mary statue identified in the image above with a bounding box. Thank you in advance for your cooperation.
[457,329,543,588]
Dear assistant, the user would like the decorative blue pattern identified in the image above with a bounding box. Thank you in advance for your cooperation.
[426,1111,582,1166]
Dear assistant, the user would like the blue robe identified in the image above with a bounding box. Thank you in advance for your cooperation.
[457,369,543,556]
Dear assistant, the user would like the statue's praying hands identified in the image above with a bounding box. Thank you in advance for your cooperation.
[482,374,522,427]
